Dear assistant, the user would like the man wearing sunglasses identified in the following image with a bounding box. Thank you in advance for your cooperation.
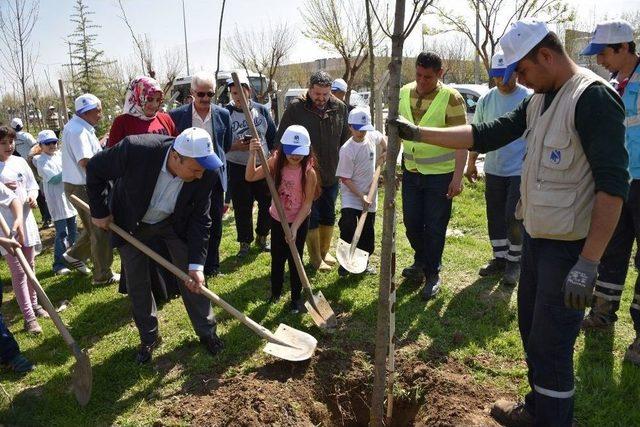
[170,71,232,277]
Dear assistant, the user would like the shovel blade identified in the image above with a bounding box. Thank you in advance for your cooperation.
[336,238,369,274]
[263,324,318,361]
[304,291,337,329]
[71,345,92,406]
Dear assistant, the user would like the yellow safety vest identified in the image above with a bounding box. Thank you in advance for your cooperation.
[399,82,456,174]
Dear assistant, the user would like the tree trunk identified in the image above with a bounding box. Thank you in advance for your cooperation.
[369,0,406,425]
[215,0,226,87]
[365,0,376,125]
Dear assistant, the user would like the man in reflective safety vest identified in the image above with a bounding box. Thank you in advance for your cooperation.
[399,51,468,300]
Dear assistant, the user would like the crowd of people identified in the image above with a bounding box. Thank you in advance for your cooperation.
[0,17,638,427]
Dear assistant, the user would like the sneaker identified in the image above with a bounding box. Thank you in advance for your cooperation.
[479,258,506,277]
[582,309,615,330]
[364,263,377,275]
[62,252,91,275]
[502,260,521,286]
[8,354,34,373]
[236,242,250,258]
[338,265,349,277]
[41,220,53,229]
[136,335,162,364]
[255,235,271,252]
[200,333,224,356]
[624,337,640,365]
[421,274,441,301]
[33,305,50,318]
[490,400,534,427]
[92,273,121,286]
[401,263,425,282]
[24,319,42,334]
[55,267,72,276]
[290,299,307,314]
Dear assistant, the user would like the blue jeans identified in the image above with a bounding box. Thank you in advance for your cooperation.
[53,216,78,272]
[401,170,453,277]
[0,290,20,363]
[309,183,339,229]
[519,232,585,426]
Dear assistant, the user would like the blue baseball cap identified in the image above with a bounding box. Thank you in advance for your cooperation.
[581,20,634,56]
[281,125,311,156]
[500,19,550,83]
[348,107,375,131]
[489,52,507,78]
[173,127,223,170]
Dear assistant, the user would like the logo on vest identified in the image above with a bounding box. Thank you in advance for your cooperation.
[550,149,562,165]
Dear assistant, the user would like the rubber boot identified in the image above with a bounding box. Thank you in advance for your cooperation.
[306,228,331,271]
[319,225,337,266]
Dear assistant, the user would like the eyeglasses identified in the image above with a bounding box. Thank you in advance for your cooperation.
[195,91,215,98]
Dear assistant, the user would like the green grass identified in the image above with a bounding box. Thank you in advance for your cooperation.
[0,182,639,426]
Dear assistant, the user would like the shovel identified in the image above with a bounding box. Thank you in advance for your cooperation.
[71,196,316,362]
[336,164,382,274]
[231,72,337,329]
[0,213,92,406]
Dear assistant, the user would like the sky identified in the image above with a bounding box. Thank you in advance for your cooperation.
[4,0,640,91]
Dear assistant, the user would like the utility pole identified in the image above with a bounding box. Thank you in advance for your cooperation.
[474,0,480,84]
[181,0,190,75]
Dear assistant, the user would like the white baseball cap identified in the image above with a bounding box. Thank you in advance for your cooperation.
[10,118,23,130]
[581,20,634,56]
[173,127,223,170]
[75,93,101,115]
[37,130,58,145]
[500,19,550,83]
[348,107,375,131]
[331,78,348,92]
[281,125,311,156]
[227,73,251,88]
[489,51,507,78]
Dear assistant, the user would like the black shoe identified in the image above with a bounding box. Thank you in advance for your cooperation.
[200,333,225,356]
[205,268,223,277]
[421,274,441,301]
[237,242,250,258]
[402,263,425,282]
[479,258,506,277]
[255,235,271,252]
[290,298,307,314]
[136,335,162,364]
[8,353,34,373]
[338,265,349,277]
[41,219,53,229]
[501,260,520,286]
[268,293,281,304]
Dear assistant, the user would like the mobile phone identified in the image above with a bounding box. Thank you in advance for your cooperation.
[243,135,252,143]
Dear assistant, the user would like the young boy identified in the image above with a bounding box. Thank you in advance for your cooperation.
[335,107,387,276]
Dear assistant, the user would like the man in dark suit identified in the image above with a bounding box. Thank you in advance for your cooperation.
[170,71,232,277]
[86,128,224,364]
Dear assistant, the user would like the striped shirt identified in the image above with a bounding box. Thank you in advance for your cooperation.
[409,81,467,127]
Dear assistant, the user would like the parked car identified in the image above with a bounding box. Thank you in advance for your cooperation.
[449,83,490,123]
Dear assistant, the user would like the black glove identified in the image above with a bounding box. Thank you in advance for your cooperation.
[387,116,421,141]
[563,255,599,310]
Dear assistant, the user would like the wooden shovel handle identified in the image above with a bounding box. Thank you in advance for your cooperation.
[230,72,315,299]
[70,196,294,348]
[349,164,383,256]
[0,213,77,347]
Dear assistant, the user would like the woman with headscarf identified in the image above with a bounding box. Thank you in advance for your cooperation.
[108,76,176,147]
[107,76,179,302]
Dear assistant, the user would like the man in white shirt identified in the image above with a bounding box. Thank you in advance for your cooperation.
[62,93,119,284]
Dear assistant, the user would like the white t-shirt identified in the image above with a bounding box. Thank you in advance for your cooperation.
[33,152,77,221]
[0,155,41,253]
[14,131,36,159]
[61,115,102,185]
[335,130,384,212]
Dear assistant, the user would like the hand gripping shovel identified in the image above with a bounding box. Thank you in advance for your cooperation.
[336,164,382,274]
[231,72,337,329]
[71,196,316,362]
[0,213,92,406]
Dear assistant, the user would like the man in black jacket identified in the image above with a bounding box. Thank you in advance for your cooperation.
[86,128,224,364]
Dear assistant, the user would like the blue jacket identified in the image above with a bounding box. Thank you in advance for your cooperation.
[170,103,232,191]
[620,67,640,179]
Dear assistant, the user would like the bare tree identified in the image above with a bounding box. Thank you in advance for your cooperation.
[301,0,384,105]
[158,48,185,94]
[224,23,296,103]
[367,1,435,424]
[215,0,227,83]
[0,0,39,131]
[429,0,574,79]
[116,0,155,78]
[424,35,479,83]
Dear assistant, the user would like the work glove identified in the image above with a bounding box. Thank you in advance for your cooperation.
[563,255,599,310]
[387,116,421,141]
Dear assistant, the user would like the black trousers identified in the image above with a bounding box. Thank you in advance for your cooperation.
[205,176,224,274]
[270,216,309,302]
[228,162,271,243]
[119,219,216,345]
[485,173,522,261]
[338,208,376,255]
